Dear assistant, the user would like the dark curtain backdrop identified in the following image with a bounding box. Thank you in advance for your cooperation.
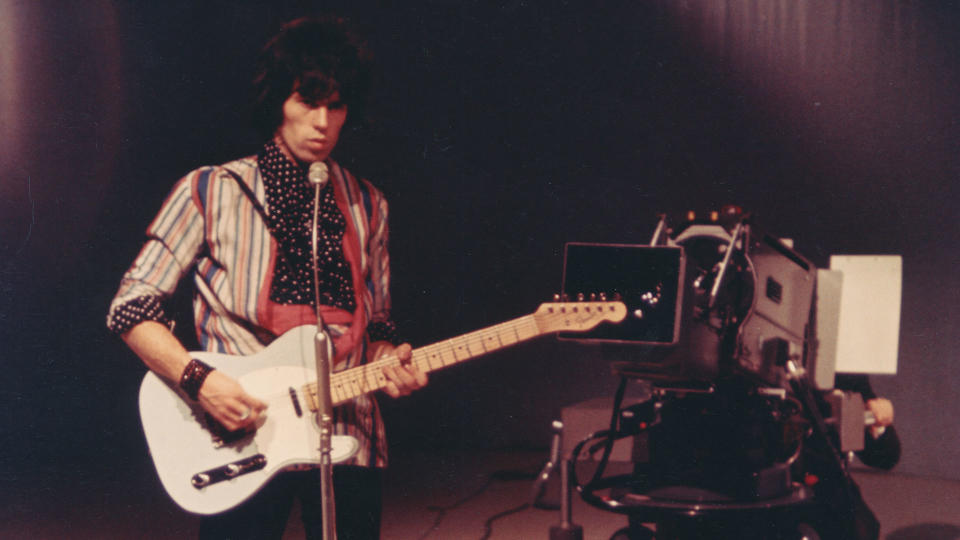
[657,0,960,481]
[1,0,958,508]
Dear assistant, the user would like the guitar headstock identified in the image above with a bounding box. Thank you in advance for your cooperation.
[533,293,627,333]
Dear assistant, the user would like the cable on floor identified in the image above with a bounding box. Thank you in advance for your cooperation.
[479,501,531,540]
[415,469,538,540]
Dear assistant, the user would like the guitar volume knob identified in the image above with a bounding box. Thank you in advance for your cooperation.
[191,473,211,488]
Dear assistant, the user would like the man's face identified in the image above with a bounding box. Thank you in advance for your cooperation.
[275,91,348,164]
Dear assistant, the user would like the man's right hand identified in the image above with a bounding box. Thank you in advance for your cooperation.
[121,321,268,431]
[197,371,268,432]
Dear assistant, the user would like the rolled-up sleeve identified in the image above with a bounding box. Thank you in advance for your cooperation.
[107,173,206,334]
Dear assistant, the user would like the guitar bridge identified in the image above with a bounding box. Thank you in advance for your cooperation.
[191,454,267,489]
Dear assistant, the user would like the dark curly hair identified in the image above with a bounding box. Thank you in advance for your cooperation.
[251,15,373,139]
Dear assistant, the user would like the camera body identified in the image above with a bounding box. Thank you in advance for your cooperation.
[561,213,821,390]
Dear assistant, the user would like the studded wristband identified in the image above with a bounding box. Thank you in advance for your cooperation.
[179,359,215,401]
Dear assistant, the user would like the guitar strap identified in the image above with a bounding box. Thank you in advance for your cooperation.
[219,167,272,227]
[203,167,291,344]
[217,165,319,286]
[216,165,301,281]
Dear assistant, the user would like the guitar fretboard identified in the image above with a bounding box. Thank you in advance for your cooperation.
[302,313,542,410]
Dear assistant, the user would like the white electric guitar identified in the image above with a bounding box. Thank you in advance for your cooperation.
[139,299,626,515]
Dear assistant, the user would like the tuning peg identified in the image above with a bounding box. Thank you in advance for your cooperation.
[599,292,607,301]
[561,293,570,302]
[613,292,623,301]
[577,293,585,302]
[553,293,560,302]
[589,293,597,301]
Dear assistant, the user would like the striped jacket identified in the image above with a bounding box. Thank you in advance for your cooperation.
[108,154,393,467]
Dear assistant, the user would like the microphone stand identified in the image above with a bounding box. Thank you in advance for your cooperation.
[310,163,337,540]
[314,328,337,540]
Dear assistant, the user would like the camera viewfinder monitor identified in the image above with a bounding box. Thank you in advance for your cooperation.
[560,243,684,344]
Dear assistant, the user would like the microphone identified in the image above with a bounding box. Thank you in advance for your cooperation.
[308,161,329,187]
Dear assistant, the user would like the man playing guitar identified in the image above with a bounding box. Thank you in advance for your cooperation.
[108,16,427,539]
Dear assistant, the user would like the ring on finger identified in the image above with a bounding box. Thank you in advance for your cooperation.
[239,407,251,421]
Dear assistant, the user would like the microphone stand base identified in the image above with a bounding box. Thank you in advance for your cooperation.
[549,524,584,540]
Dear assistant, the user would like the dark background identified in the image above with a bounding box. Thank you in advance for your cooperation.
[1,0,958,511]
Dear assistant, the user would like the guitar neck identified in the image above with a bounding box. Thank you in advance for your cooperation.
[303,313,544,409]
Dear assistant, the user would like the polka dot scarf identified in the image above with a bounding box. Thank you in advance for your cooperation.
[258,140,356,312]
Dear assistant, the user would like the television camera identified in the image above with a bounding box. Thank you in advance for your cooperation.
[538,207,900,540]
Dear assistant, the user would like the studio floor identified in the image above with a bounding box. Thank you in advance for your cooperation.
[4,448,960,539]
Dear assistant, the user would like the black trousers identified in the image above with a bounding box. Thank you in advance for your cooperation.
[198,466,382,540]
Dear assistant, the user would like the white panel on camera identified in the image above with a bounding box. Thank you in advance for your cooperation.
[830,255,902,374]
[813,269,843,389]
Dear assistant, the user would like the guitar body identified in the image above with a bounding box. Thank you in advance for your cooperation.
[139,325,359,515]
[139,301,626,515]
